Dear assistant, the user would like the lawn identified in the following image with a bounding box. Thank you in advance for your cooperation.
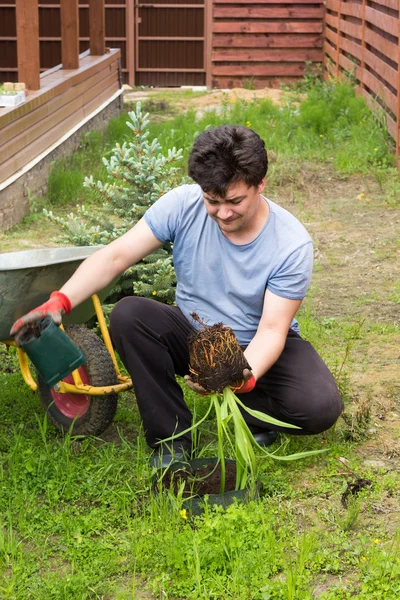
[0,82,399,599]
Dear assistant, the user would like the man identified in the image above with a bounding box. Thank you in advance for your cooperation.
[11,125,343,465]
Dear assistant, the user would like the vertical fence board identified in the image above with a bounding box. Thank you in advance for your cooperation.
[205,0,212,89]
[125,0,134,86]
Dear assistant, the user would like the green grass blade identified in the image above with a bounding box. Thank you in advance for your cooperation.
[160,396,214,443]
[258,447,329,460]
[233,392,301,429]
[212,395,226,493]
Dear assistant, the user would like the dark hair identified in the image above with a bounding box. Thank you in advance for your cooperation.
[188,125,268,197]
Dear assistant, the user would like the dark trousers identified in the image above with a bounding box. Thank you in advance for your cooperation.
[110,297,343,449]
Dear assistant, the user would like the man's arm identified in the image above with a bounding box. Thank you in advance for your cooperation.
[243,290,302,381]
[60,218,163,308]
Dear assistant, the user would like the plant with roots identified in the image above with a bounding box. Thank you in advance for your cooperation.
[162,316,328,493]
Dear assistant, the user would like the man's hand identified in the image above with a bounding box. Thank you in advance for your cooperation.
[184,368,256,396]
[10,291,72,338]
[184,374,210,396]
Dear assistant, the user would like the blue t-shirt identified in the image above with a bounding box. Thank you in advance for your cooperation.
[144,184,313,346]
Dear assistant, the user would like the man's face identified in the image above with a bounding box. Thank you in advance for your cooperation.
[203,179,266,234]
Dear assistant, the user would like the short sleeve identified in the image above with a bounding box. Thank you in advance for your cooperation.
[267,242,313,300]
[144,186,186,243]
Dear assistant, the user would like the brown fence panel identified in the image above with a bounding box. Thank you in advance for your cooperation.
[212,0,325,89]
[324,0,400,168]
[135,0,206,87]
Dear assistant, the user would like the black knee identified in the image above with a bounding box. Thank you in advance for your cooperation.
[110,297,150,337]
[302,383,344,434]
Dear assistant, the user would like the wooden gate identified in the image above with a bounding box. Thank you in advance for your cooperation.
[134,0,209,87]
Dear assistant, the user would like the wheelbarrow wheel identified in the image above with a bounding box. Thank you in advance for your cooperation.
[37,325,118,436]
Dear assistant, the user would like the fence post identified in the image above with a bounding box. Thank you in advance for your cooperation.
[15,0,40,90]
[61,0,80,69]
[126,0,135,86]
[90,0,106,56]
[335,0,342,79]
[204,0,213,89]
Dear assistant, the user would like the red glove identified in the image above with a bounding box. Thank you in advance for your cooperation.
[231,374,256,394]
[10,291,72,338]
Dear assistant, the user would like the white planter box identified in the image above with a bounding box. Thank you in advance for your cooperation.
[0,91,26,107]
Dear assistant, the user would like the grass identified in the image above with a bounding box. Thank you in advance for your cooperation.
[1,78,400,597]
[0,311,399,599]
[16,79,400,222]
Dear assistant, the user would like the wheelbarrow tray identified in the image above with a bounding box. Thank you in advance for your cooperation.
[0,246,116,342]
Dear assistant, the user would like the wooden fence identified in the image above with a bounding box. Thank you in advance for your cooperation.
[0,1,326,89]
[324,0,400,168]
[212,0,325,89]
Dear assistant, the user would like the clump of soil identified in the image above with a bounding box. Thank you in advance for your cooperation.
[188,313,250,392]
[17,317,50,344]
[161,462,237,497]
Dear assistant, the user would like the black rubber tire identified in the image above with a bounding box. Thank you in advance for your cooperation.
[37,325,118,436]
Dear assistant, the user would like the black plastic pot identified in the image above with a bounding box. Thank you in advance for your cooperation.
[157,457,260,517]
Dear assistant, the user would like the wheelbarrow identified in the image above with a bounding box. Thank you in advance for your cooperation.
[0,246,132,436]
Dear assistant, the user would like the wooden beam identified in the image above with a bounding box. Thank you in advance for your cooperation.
[126,0,135,86]
[15,0,40,90]
[204,0,212,89]
[214,7,325,19]
[61,0,80,69]
[89,0,106,56]
[213,34,323,49]
[213,22,323,34]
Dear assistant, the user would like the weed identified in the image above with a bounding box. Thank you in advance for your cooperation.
[242,77,256,90]
[341,397,372,442]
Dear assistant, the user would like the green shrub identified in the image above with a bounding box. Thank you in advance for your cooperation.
[44,103,187,305]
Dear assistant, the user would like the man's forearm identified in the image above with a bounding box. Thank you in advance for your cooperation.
[59,218,163,309]
[243,328,287,381]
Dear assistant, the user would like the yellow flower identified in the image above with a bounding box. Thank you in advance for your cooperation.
[320,134,324,138]
[373,538,380,544]
[374,148,378,152]
[361,556,367,561]
[180,509,187,520]
[357,193,365,201]
[246,121,252,128]
[152,291,157,296]
[230,98,235,103]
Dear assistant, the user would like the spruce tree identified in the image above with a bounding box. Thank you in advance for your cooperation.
[45,103,187,306]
